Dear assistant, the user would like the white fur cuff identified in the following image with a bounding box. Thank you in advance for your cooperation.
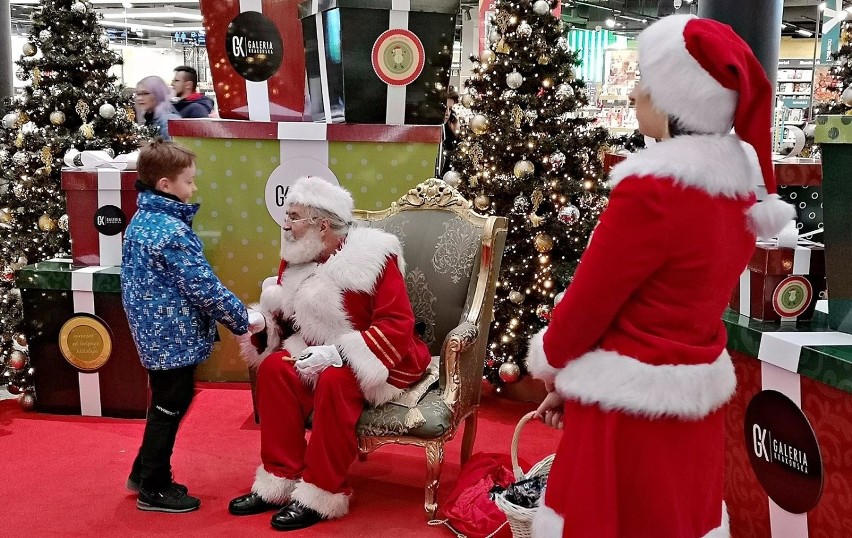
[748,194,796,239]
[291,480,350,519]
[251,465,296,505]
[532,502,564,538]
[555,350,736,420]
[525,328,559,383]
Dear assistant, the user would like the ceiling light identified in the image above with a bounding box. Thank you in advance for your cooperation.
[796,28,813,37]
[101,8,203,21]
[604,17,616,28]
[101,20,203,32]
[122,1,133,8]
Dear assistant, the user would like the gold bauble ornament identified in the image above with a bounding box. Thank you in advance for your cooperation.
[480,50,495,64]
[13,332,28,347]
[79,122,95,139]
[22,42,36,57]
[498,361,521,383]
[537,54,551,65]
[470,114,489,135]
[38,214,57,232]
[461,94,474,107]
[513,159,535,178]
[534,232,553,253]
[509,291,525,304]
[0,207,12,225]
[474,194,491,211]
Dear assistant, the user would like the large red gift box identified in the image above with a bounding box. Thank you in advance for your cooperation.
[61,169,138,267]
[730,243,826,322]
[200,0,306,122]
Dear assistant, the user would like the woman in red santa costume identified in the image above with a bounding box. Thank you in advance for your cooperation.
[228,176,431,531]
[526,15,795,538]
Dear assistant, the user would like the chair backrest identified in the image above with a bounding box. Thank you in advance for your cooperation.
[355,179,507,398]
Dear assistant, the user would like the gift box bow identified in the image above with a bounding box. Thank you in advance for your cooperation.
[64,150,139,171]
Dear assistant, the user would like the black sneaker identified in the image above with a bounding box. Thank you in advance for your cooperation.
[137,484,201,513]
[126,476,188,495]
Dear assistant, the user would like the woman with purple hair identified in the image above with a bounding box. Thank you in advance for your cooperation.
[134,76,180,141]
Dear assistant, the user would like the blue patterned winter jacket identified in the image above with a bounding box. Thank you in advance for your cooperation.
[121,189,249,370]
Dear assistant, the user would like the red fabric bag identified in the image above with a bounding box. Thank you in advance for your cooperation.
[434,452,516,538]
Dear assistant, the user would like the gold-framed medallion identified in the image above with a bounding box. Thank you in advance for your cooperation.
[59,315,113,372]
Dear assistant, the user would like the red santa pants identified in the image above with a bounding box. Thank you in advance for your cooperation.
[256,351,365,495]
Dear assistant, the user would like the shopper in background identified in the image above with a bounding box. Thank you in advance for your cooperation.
[171,66,214,119]
[122,140,256,513]
[526,14,795,538]
[134,76,180,141]
[435,85,460,179]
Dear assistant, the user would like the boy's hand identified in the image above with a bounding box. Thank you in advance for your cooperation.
[534,391,564,430]
[247,310,266,334]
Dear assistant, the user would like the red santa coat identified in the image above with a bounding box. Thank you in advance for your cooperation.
[241,226,431,407]
[527,134,762,538]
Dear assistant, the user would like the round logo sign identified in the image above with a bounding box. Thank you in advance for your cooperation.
[744,390,823,513]
[772,275,813,318]
[264,159,340,228]
[225,12,284,82]
[371,29,425,86]
[93,205,127,236]
[59,315,113,372]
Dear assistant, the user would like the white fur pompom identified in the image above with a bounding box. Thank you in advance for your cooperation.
[747,194,796,238]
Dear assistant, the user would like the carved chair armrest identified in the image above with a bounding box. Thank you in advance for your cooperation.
[440,321,479,412]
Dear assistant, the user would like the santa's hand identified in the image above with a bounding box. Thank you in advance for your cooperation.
[247,309,266,334]
[295,345,343,382]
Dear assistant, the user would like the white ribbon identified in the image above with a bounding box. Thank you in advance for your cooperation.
[314,8,333,123]
[385,8,410,125]
[239,0,271,121]
[97,168,123,266]
[71,266,108,417]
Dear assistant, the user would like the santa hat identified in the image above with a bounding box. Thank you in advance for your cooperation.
[638,15,794,237]
[284,176,354,225]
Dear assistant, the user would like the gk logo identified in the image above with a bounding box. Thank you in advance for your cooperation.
[232,36,246,57]
[752,424,771,462]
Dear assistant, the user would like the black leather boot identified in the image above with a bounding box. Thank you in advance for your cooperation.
[270,501,326,531]
[229,492,282,515]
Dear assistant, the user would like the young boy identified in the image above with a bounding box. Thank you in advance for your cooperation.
[121,139,254,513]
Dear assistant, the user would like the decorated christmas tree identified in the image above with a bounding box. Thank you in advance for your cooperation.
[0,0,142,407]
[447,0,609,387]
[814,20,852,115]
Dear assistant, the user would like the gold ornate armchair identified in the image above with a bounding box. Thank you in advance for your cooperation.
[352,178,507,518]
[248,179,507,518]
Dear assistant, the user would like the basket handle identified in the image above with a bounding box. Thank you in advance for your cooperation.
[510,411,539,481]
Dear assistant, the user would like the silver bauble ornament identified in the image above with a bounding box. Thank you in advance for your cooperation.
[498,361,521,383]
[842,87,852,107]
[99,34,110,47]
[470,114,489,135]
[480,50,495,64]
[506,70,523,89]
[557,36,569,51]
[509,290,525,304]
[555,83,574,100]
[554,291,565,306]
[502,89,517,100]
[517,21,532,39]
[524,109,538,124]
[15,67,26,81]
[513,159,534,178]
[58,214,69,232]
[99,103,116,119]
[533,0,550,15]
[22,42,36,57]
[39,29,51,41]
[13,183,26,199]
[549,151,566,170]
[2,113,17,129]
[442,170,461,187]
[49,111,66,125]
[804,123,816,138]
[12,152,28,166]
[513,195,530,213]
[490,30,500,43]
[72,1,86,13]
[558,204,580,226]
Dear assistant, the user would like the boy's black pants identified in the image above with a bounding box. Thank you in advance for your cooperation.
[132,364,197,491]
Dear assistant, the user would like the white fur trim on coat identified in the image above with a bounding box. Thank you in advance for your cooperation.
[525,328,559,383]
[251,465,296,505]
[609,134,760,199]
[531,503,564,538]
[747,193,797,238]
[638,15,737,135]
[291,480,349,519]
[284,176,354,224]
[336,330,405,406]
[703,502,730,538]
[238,303,282,367]
[554,349,736,420]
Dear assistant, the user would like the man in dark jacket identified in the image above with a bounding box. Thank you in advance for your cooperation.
[171,66,214,118]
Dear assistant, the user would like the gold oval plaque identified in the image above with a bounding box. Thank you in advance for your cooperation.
[59,315,113,372]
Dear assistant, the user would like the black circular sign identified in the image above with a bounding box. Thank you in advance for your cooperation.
[744,390,823,514]
[225,12,284,82]
[93,205,127,236]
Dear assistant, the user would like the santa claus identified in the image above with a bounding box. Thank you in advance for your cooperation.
[229,177,431,531]
[526,15,795,538]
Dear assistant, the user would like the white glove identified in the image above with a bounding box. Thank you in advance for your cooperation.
[295,345,343,383]
[247,309,266,334]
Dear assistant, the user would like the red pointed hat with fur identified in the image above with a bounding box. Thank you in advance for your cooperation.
[638,15,793,236]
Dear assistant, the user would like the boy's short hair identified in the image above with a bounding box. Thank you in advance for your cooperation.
[137,139,196,188]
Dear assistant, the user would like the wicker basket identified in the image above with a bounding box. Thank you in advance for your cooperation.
[493,411,555,538]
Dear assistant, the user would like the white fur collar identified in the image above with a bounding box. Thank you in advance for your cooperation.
[320,226,404,292]
[608,134,762,198]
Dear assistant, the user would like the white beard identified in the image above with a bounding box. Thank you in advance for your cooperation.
[281,227,325,265]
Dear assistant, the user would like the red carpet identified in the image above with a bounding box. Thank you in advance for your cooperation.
[0,383,559,537]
